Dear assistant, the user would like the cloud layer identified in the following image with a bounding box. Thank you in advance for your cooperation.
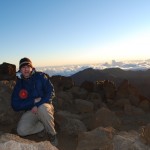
[37,59,150,77]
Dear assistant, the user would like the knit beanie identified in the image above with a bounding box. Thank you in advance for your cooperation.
[19,57,33,69]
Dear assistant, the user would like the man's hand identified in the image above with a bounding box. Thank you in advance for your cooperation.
[34,97,41,103]
[31,106,38,114]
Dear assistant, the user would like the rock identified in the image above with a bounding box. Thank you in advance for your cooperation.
[113,131,149,150]
[91,107,121,129]
[75,99,94,113]
[0,81,21,126]
[139,100,150,112]
[140,123,150,145]
[114,98,130,109]
[116,79,141,100]
[0,133,59,150]
[87,92,103,110]
[0,63,16,80]
[129,94,140,106]
[50,75,74,91]
[124,104,145,115]
[55,110,81,125]
[76,127,115,150]
[60,118,87,136]
[80,81,94,92]
[56,91,73,111]
[69,86,88,99]
[103,80,116,99]
[95,80,116,100]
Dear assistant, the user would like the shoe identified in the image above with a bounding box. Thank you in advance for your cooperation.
[37,130,45,138]
[49,134,58,146]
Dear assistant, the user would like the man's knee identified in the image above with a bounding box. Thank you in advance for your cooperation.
[38,103,54,114]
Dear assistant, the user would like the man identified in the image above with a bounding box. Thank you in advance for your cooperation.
[11,57,58,146]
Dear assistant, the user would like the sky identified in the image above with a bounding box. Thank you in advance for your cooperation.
[0,0,150,68]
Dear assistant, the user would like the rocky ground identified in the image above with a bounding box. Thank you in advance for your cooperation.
[1,75,150,150]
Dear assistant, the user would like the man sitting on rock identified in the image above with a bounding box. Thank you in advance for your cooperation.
[11,57,58,146]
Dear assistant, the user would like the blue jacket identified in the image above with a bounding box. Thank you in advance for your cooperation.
[11,71,55,111]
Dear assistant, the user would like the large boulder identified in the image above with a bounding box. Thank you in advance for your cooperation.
[0,81,21,128]
[60,118,87,136]
[95,80,116,102]
[80,81,94,92]
[90,107,121,129]
[140,123,150,145]
[113,131,149,150]
[0,63,16,80]
[50,75,74,91]
[0,133,59,150]
[87,92,103,111]
[55,110,81,125]
[74,99,94,113]
[116,79,141,101]
[76,127,115,150]
[102,80,116,99]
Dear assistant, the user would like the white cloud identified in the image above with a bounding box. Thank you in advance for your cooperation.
[36,59,150,77]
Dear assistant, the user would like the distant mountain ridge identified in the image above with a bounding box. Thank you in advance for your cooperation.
[70,68,115,85]
[70,67,150,98]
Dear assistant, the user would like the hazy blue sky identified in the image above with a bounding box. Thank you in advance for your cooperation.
[0,0,150,68]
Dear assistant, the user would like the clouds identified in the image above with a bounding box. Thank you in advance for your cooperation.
[37,59,150,77]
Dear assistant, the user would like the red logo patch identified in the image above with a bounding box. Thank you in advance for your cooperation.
[19,89,28,99]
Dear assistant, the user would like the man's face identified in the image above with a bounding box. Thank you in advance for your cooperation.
[20,65,32,78]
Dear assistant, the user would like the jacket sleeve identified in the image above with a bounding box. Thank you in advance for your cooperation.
[11,81,35,111]
[35,73,55,107]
